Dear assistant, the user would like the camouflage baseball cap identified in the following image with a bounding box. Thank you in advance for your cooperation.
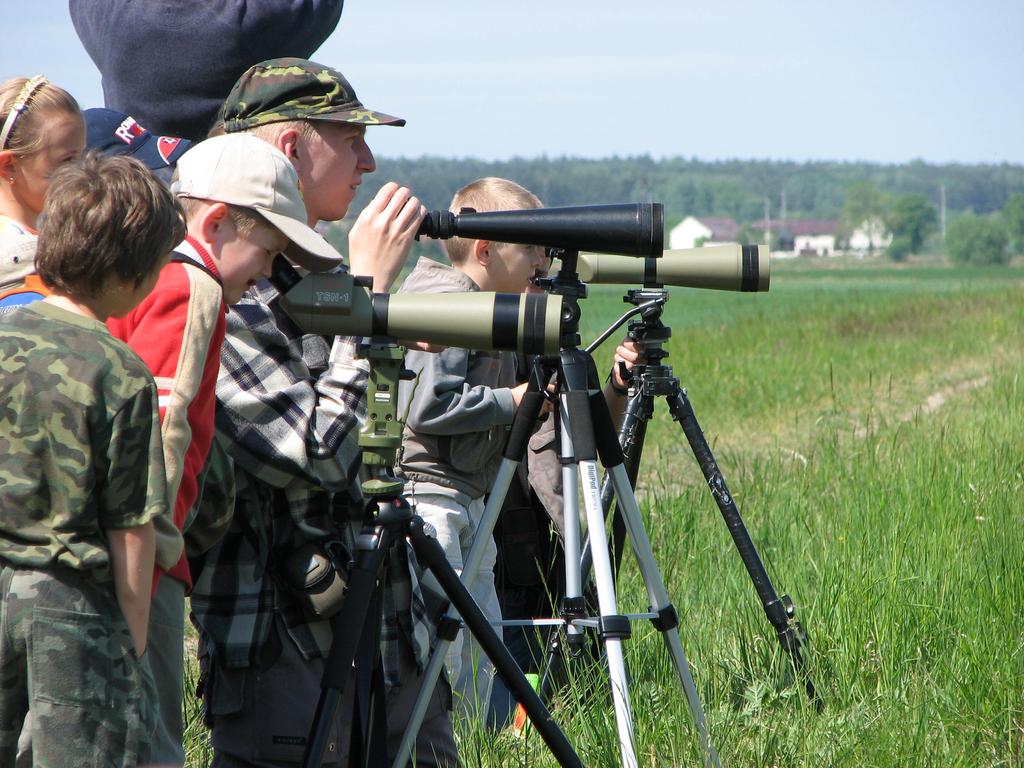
[218,57,405,133]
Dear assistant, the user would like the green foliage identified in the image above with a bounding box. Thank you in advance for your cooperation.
[886,234,913,261]
[946,213,1010,265]
[736,223,765,248]
[886,193,938,252]
[1002,192,1024,252]
[840,182,890,250]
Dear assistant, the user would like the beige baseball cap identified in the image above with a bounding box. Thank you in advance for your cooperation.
[171,133,342,272]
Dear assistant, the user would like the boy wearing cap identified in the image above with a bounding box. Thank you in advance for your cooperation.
[84,107,192,185]
[188,58,458,767]
[106,132,342,768]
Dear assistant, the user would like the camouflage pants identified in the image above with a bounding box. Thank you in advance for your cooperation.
[0,566,149,768]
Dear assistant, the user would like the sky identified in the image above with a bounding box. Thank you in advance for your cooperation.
[4,0,1023,165]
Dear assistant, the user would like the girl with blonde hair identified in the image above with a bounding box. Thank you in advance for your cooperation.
[0,76,85,301]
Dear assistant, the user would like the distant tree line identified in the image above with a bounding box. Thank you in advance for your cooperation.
[348,156,1024,225]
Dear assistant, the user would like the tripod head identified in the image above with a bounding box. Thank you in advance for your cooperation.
[356,338,410,496]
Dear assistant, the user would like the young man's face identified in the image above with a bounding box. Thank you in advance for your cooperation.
[11,111,85,221]
[490,243,549,293]
[296,122,375,224]
[217,220,285,304]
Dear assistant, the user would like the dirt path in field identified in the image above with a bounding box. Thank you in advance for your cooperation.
[918,375,990,414]
[853,374,991,438]
[637,360,1004,492]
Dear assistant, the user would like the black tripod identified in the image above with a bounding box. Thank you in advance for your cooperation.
[575,286,819,706]
[300,339,584,768]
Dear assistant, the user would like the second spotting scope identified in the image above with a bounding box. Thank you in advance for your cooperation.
[562,243,770,291]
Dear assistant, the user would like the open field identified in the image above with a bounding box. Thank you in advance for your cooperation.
[186,257,1024,766]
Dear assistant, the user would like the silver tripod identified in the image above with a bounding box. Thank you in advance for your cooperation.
[393,255,720,768]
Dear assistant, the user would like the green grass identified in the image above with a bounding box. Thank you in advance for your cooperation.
[184,257,1024,766]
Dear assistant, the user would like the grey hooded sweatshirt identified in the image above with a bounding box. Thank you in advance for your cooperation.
[396,257,518,498]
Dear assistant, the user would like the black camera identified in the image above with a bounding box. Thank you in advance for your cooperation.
[280,540,351,619]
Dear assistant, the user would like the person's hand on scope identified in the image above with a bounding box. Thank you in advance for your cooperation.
[401,339,446,354]
[348,181,426,291]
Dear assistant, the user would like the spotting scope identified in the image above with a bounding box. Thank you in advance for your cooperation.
[418,203,664,257]
[268,257,567,354]
[554,244,770,292]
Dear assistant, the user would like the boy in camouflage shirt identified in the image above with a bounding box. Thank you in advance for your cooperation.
[0,153,185,767]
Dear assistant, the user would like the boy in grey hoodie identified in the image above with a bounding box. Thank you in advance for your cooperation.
[396,178,548,718]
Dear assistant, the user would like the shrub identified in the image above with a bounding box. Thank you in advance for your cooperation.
[887,194,938,253]
[945,213,1010,265]
[887,235,913,262]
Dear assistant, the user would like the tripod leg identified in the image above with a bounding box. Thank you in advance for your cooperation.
[667,388,819,706]
[559,408,586,647]
[351,586,389,768]
[607,389,651,573]
[545,391,653,701]
[408,516,585,768]
[559,358,640,768]
[392,460,516,766]
[606,465,722,768]
[537,394,589,703]
[578,457,640,768]
[581,389,653,582]
[303,521,396,768]
[585,388,721,768]
[393,389,549,767]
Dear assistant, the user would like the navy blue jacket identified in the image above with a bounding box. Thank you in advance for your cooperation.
[70,0,344,141]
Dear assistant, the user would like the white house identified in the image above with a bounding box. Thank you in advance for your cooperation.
[847,218,892,254]
[791,220,839,256]
[668,216,741,250]
[749,219,838,257]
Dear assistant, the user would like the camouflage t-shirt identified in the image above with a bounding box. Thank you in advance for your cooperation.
[0,301,168,579]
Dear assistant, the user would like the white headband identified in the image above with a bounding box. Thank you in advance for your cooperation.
[0,76,50,152]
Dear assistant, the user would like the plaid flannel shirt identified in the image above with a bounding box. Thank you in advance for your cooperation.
[189,281,432,687]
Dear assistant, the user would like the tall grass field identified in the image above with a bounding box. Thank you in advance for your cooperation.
[185,258,1024,767]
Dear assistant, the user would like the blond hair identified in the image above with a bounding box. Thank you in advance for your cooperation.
[208,118,319,145]
[0,77,81,155]
[446,177,542,264]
